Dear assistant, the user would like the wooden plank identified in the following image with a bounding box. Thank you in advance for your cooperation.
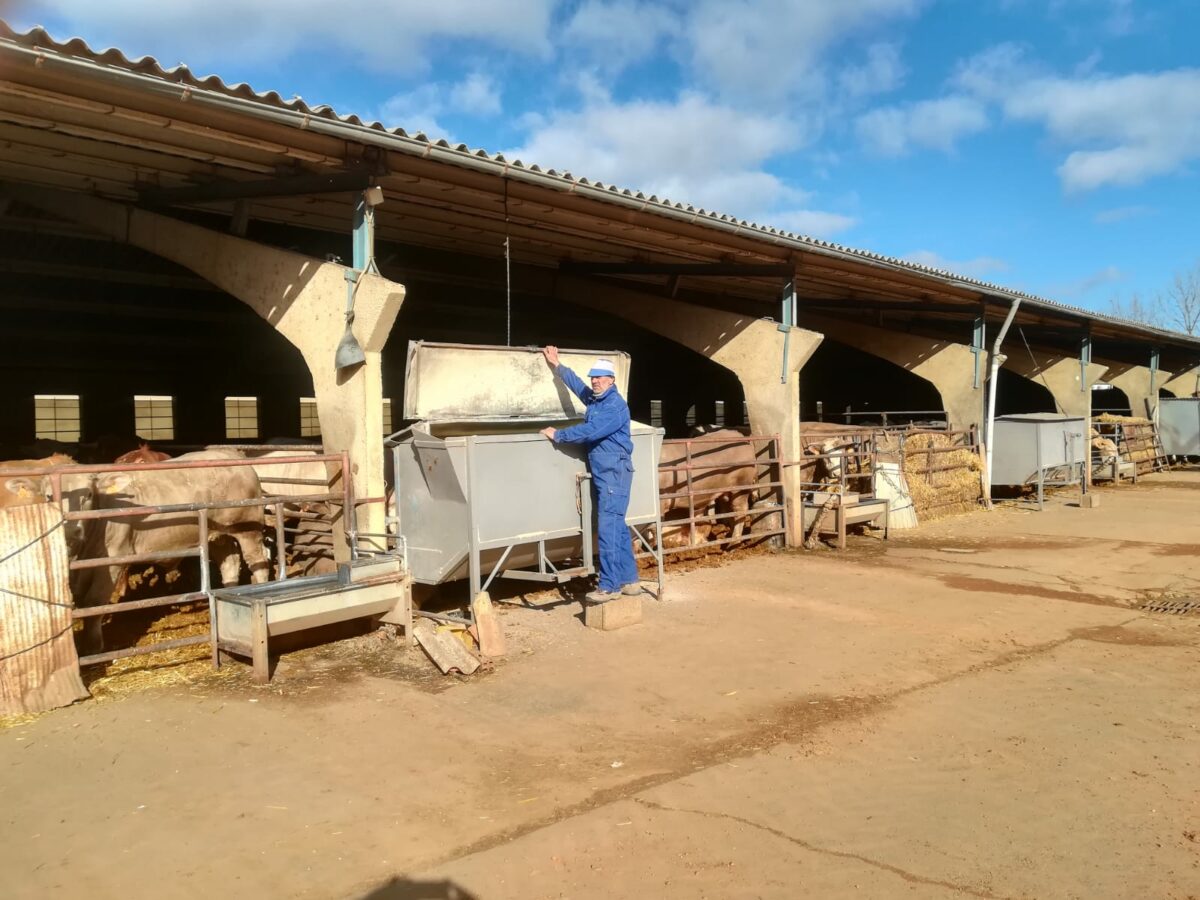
[471,591,506,658]
[250,599,269,685]
[413,620,480,675]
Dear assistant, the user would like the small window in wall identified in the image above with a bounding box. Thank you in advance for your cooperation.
[134,395,174,440]
[299,397,320,437]
[685,404,697,427]
[224,396,259,439]
[714,400,725,427]
[382,398,393,435]
[34,394,81,442]
[650,400,663,428]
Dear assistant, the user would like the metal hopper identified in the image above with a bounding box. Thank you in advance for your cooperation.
[389,341,664,601]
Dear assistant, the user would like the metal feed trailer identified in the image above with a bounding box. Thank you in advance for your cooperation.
[389,341,665,603]
[990,413,1088,509]
[1159,397,1200,457]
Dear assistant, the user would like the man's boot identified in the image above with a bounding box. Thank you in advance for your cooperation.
[620,583,643,596]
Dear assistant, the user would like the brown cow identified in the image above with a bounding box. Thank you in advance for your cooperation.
[113,444,171,465]
[658,430,759,549]
[71,450,271,651]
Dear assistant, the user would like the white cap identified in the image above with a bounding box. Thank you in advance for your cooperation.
[587,358,616,378]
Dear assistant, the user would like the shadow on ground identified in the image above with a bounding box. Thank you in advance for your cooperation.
[359,875,478,899]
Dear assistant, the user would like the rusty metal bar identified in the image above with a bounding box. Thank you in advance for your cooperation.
[0,453,341,479]
[78,635,211,668]
[65,492,340,521]
[684,440,697,549]
[69,547,201,570]
[70,590,208,618]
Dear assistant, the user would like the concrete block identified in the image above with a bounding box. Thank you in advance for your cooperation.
[1080,494,1101,509]
[584,595,643,631]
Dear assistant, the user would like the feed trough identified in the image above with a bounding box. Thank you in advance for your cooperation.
[389,341,665,601]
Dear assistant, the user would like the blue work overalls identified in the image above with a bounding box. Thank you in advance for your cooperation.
[552,364,638,593]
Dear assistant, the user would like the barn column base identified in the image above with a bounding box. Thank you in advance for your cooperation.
[801,313,984,433]
[553,275,823,547]
[1099,363,1173,420]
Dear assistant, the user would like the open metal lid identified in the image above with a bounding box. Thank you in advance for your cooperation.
[403,341,632,423]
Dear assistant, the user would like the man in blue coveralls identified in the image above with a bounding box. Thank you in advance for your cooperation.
[539,346,641,602]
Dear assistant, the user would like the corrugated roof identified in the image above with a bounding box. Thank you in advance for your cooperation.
[1,20,1198,351]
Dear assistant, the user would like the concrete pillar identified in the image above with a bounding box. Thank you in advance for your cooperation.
[7,185,405,555]
[1002,350,1108,419]
[555,275,823,546]
[801,314,984,433]
[1162,364,1200,398]
[1100,362,1174,419]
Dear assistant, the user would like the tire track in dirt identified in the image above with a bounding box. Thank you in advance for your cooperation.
[415,620,1150,873]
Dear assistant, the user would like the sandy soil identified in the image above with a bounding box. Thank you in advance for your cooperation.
[2,472,1199,899]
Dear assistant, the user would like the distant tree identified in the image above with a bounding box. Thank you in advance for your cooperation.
[1107,291,1163,328]
[1160,263,1200,336]
[1106,261,1200,336]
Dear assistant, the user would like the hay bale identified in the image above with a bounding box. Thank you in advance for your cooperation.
[886,432,983,521]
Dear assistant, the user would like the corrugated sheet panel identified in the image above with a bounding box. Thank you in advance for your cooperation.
[0,502,88,715]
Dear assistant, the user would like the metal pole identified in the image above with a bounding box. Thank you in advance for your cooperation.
[685,440,697,548]
[274,500,287,581]
[199,512,216,667]
[985,298,1022,502]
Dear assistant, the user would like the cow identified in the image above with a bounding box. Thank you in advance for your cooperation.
[0,454,76,509]
[252,450,338,577]
[657,430,760,550]
[113,444,171,465]
[70,450,271,652]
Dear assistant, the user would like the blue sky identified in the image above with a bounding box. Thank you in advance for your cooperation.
[10,0,1200,314]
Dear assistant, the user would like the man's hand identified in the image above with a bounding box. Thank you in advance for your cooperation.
[542,345,559,369]
[540,427,557,441]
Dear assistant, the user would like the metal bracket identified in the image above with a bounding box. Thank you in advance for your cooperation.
[1080,330,1092,393]
[971,313,986,389]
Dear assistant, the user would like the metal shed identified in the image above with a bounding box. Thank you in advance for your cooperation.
[990,413,1088,508]
[389,342,664,602]
[1159,398,1200,457]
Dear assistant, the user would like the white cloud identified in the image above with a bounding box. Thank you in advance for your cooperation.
[681,0,924,104]
[1004,69,1200,191]
[856,96,988,156]
[505,88,854,236]
[954,44,1200,191]
[380,73,502,139]
[1050,265,1126,298]
[838,43,907,98]
[904,251,1010,278]
[449,73,502,117]
[22,0,555,72]
[1093,205,1153,224]
[772,210,859,238]
[563,0,679,71]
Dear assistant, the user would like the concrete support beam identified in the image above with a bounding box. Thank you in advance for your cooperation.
[1002,350,1108,418]
[1162,364,1200,398]
[1098,362,1173,420]
[800,314,984,433]
[555,275,823,546]
[7,185,405,556]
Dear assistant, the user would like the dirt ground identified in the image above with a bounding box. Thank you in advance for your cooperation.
[3,471,1200,899]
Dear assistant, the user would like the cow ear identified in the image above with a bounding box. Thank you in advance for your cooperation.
[5,477,43,500]
[96,473,134,496]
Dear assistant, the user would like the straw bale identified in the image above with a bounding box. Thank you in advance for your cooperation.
[890,432,983,521]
